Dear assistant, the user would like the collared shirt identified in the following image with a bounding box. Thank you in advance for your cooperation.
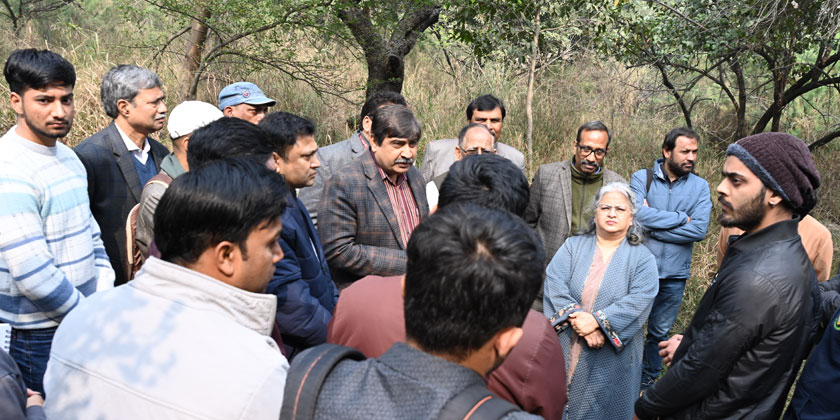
[359,131,371,150]
[372,152,420,247]
[114,122,151,164]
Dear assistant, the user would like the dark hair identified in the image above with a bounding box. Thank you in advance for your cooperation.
[370,104,421,146]
[100,65,162,118]
[576,120,611,147]
[187,117,274,170]
[404,203,545,360]
[466,94,505,121]
[259,112,316,159]
[154,157,288,264]
[438,154,529,217]
[457,123,494,148]
[359,91,406,125]
[662,127,699,153]
[4,49,76,94]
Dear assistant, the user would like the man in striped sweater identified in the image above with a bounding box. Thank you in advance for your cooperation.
[0,49,114,395]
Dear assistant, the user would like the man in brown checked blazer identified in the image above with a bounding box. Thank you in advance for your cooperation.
[318,104,429,288]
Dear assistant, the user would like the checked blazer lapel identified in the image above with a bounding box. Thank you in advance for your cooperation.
[559,160,573,230]
[406,168,429,219]
[107,123,144,202]
[361,153,405,249]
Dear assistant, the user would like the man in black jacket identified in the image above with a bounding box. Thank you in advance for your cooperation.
[634,132,821,420]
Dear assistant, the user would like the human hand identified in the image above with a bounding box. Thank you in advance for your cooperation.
[569,311,599,336]
[659,334,683,367]
[26,389,43,407]
[583,329,606,349]
[687,216,691,223]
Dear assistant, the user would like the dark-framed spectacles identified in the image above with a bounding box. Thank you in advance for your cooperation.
[459,146,495,156]
[577,143,607,158]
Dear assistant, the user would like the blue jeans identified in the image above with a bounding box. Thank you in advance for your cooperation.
[641,279,686,387]
[10,326,57,395]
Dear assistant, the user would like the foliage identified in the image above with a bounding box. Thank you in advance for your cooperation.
[599,0,840,146]
[443,0,585,72]
[0,0,75,30]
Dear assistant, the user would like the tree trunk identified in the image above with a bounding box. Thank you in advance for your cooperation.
[181,7,212,99]
[339,1,440,100]
[525,6,541,175]
[729,57,747,139]
[364,49,406,98]
[655,62,692,128]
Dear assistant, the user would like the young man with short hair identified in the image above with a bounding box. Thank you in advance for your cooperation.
[44,158,290,419]
[0,49,114,394]
[304,203,544,419]
[635,133,821,419]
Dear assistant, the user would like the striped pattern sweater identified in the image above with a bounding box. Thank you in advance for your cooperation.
[0,127,114,329]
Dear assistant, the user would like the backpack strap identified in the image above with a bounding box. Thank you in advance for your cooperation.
[645,167,654,194]
[438,383,519,420]
[280,343,366,420]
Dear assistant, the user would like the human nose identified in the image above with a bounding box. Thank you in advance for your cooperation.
[402,145,415,158]
[312,153,321,168]
[272,241,284,263]
[716,179,727,196]
[51,100,66,119]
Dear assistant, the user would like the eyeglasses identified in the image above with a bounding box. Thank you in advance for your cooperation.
[577,144,607,158]
[459,146,495,156]
[597,204,628,214]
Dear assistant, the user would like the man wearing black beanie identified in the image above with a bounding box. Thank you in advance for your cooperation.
[634,132,821,420]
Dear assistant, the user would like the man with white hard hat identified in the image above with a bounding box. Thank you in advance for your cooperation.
[135,101,223,259]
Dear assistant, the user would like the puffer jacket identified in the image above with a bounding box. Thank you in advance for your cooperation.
[630,159,712,279]
[267,190,339,359]
[635,218,820,419]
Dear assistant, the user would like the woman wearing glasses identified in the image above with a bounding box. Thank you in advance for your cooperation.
[544,182,659,420]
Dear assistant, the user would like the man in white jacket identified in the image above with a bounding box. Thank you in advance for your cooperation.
[43,158,290,419]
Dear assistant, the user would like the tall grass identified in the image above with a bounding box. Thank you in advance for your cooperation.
[1,2,839,340]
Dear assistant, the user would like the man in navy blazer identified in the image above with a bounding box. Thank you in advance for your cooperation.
[75,65,169,286]
[260,112,338,358]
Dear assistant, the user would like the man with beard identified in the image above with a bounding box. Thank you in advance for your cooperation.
[524,120,624,311]
[634,133,821,420]
[0,49,114,395]
[630,127,712,391]
[75,65,169,286]
[319,104,429,288]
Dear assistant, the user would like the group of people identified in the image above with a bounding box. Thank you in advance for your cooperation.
[0,47,838,420]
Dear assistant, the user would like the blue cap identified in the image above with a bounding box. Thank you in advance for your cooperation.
[218,82,276,110]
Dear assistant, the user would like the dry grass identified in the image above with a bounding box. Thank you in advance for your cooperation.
[2,5,839,351]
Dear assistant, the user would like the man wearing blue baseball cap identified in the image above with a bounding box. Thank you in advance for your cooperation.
[218,81,276,124]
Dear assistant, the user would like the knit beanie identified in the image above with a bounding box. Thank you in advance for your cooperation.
[726,132,820,215]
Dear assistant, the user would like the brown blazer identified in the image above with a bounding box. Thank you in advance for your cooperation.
[318,152,429,288]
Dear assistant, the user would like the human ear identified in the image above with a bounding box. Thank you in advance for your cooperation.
[214,241,237,278]
[9,92,23,115]
[493,326,523,359]
[116,98,131,117]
